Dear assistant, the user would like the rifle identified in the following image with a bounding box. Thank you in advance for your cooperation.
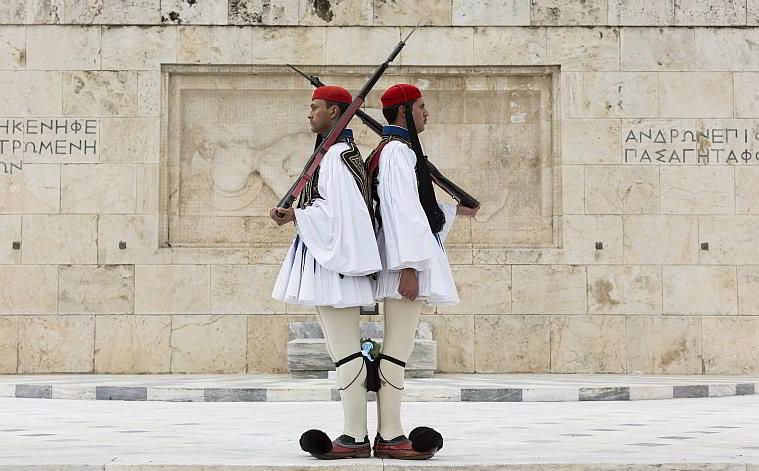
[288,65,480,209]
[276,27,418,211]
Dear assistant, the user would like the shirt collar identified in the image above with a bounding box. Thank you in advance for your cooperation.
[339,128,353,140]
[382,125,410,141]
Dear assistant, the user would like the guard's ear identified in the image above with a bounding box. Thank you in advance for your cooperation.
[327,104,340,119]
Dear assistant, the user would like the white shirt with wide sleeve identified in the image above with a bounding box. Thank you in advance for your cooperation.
[374,140,459,306]
[272,142,381,308]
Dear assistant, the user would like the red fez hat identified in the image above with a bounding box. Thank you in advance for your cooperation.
[312,85,352,105]
[381,84,422,108]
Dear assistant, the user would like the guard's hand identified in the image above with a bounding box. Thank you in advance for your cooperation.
[457,203,480,217]
[270,207,295,226]
[398,268,419,301]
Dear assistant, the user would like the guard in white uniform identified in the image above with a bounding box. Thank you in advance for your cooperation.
[270,86,381,459]
[271,126,379,308]
[371,131,459,306]
[365,83,480,460]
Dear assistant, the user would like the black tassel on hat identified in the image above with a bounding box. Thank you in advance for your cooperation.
[404,101,445,234]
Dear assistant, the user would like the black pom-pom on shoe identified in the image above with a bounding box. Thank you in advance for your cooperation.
[408,426,427,443]
[409,426,443,452]
[300,429,332,454]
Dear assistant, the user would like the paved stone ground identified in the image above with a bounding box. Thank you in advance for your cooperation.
[0,395,758,469]
[1,374,757,402]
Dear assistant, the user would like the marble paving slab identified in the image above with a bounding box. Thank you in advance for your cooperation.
[0,396,758,469]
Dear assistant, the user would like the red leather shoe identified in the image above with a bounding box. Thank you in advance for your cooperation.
[373,434,438,460]
[301,430,371,459]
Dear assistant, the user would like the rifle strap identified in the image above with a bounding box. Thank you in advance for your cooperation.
[366,137,394,229]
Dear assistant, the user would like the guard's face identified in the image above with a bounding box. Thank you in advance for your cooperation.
[308,99,338,134]
[411,97,428,133]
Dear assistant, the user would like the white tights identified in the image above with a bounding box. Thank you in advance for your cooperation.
[316,298,422,441]
[317,305,367,441]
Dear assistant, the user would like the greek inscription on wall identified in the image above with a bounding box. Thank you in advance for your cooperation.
[622,123,759,165]
[0,118,99,175]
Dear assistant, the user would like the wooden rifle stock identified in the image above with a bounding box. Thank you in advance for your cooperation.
[288,64,480,209]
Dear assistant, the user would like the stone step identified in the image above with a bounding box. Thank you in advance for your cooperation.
[287,320,437,378]
[288,338,436,378]
[288,320,433,340]
[0,374,757,403]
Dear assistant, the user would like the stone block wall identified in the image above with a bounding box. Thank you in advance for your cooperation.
[1,0,759,374]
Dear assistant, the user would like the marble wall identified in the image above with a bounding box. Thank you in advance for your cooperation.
[1,0,759,375]
[161,65,558,248]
